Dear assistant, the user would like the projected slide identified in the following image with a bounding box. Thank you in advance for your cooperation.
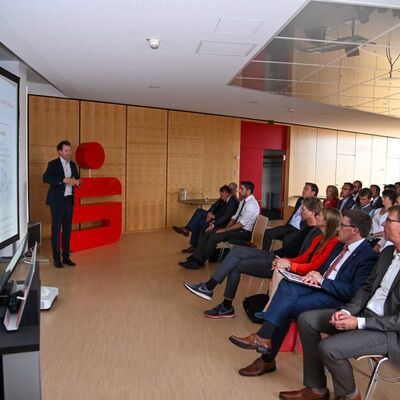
[0,68,19,249]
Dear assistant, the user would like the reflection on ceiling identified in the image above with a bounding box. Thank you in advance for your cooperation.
[230,1,400,118]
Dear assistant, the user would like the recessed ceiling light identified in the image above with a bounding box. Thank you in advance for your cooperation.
[148,85,160,89]
[249,101,258,104]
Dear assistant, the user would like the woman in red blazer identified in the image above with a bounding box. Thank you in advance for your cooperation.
[265,207,342,307]
[323,185,339,209]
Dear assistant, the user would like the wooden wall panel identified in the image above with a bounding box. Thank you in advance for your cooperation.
[202,115,240,197]
[80,101,127,230]
[29,96,79,238]
[315,129,337,193]
[370,136,387,185]
[126,107,167,230]
[167,111,204,227]
[354,134,372,187]
[289,126,317,199]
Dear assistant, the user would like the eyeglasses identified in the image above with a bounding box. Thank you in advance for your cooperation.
[340,223,357,228]
[386,217,400,224]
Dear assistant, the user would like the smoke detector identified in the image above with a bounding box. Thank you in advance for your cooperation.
[147,38,160,49]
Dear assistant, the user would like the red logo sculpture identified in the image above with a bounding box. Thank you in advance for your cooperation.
[70,142,122,251]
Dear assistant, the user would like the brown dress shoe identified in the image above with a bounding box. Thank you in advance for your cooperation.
[229,333,271,354]
[172,226,189,237]
[279,387,329,400]
[182,245,195,253]
[239,357,276,376]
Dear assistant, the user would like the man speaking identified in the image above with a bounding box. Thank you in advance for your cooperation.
[43,140,81,268]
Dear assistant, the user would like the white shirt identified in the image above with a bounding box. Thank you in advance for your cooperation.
[289,205,302,229]
[356,250,400,329]
[60,157,72,196]
[324,238,365,281]
[232,194,260,231]
[371,208,388,235]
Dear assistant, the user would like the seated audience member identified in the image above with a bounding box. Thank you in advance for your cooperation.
[352,180,362,204]
[228,182,238,197]
[395,181,400,196]
[397,193,400,205]
[279,206,400,400]
[263,182,319,251]
[228,210,377,377]
[322,185,339,209]
[370,189,397,240]
[385,184,396,190]
[173,185,239,253]
[370,184,383,209]
[183,198,324,318]
[261,208,342,313]
[337,182,355,212]
[351,187,373,214]
[179,181,259,269]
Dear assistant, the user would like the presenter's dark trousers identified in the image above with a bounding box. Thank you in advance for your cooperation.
[186,208,208,247]
[50,196,74,262]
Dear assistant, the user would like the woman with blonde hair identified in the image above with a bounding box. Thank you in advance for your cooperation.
[323,185,339,209]
[261,207,342,312]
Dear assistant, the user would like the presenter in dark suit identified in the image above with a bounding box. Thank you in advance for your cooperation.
[228,210,378,377]
[279,205,400,400]
[262,182,319,251]
[43,140,81,268]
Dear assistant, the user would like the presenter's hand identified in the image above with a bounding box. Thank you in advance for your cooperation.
[63,178,82,186]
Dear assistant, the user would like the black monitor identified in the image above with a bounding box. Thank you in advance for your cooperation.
[0,233,27,295]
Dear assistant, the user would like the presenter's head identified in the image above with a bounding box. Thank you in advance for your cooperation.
[57,140,72,162]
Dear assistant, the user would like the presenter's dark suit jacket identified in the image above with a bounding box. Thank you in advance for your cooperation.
[213,195,239,229]
[43,158,80,206]
[342,245,400,367]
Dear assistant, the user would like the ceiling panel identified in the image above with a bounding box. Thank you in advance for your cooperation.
[231,0,400,119]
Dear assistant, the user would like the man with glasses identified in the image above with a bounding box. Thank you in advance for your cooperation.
[337,182,355,213]
[279,205,400,400]
[228,210,378,377]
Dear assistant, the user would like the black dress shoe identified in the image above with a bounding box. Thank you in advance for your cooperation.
[63,258,76,267]
[54,261,64,268]
[178,260,204,269]
[182,245,195,253]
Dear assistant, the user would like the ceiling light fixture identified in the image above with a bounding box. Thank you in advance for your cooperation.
[147,38,160,49]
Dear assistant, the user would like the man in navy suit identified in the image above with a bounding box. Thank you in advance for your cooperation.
[228,209,378,377]
[43,140,81,268]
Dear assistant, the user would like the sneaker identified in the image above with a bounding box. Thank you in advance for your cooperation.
[204,303,235,319]
[183,282,213,301]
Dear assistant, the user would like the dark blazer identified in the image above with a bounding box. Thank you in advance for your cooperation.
[43,158,80,206]
[318,240,378,302]
[213,195,239,228]
[343,245,400,367]
[337,197,355,212]
[371,196,383,209]
[352,203,374,215]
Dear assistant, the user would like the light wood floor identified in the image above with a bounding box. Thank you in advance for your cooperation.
[38,230,398,400]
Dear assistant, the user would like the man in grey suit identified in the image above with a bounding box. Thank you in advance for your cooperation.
[351,187,373,215]
[279,205,400,400]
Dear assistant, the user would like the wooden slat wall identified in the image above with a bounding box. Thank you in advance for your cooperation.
[29,97,242,234]
[202,115,240,197]
[79,101,127,230]
[126,106,167,230]
[29,97,79,238]
[166,111,204,227]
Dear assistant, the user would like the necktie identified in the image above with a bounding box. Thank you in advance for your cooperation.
[323,245,349,279]
[236,200,246,220]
